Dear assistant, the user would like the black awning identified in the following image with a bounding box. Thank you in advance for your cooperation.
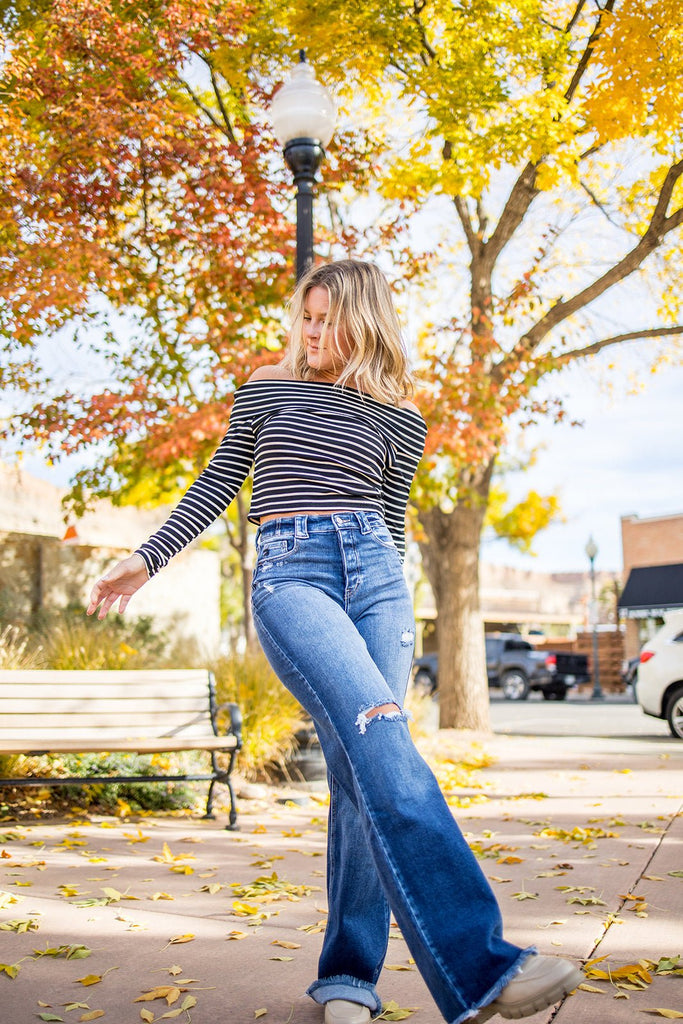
[618,562,683,619]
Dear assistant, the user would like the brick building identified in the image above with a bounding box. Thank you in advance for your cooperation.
[618,512,683,657]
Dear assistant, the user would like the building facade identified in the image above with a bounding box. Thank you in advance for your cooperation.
[0,462,222,654]
[619,512,683,657]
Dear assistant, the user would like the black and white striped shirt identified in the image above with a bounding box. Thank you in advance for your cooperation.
[136,378,427,575]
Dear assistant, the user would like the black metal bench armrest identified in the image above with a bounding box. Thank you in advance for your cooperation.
[214,701,243,749]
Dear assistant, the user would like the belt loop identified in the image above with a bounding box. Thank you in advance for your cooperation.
[295,515,309,539]
[357,511,373,534]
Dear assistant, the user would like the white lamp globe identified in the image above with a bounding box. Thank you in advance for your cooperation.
[270,55,336,148]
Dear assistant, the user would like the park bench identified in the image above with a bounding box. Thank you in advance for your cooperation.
[0,669,242,828]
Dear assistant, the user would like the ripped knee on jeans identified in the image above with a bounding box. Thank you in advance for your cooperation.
[355,702,408,736]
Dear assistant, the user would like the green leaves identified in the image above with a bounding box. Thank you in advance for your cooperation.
[33,944,92,960]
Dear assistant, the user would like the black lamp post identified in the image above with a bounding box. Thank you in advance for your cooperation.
[269,52,336,282]
[585,535,604,700]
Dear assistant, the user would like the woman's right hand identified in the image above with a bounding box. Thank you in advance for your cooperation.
[87,553,150,619]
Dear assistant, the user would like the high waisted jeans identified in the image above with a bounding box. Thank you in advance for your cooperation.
[251,512,532,1024]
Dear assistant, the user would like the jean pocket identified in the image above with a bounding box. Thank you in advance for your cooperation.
[256,536,299,565]
[370,524,398,550]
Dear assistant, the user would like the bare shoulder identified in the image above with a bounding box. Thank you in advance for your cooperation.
[247,362,295,383]
[399,397,421,414]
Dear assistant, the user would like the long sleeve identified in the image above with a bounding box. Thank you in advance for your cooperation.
[136,396,255,577]
[380,418,427,559]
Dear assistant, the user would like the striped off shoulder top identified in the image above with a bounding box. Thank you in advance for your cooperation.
[136,378,427,576]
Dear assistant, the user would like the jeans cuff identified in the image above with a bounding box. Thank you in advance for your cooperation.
[459,947,537,1024]
[307,975,382,1014]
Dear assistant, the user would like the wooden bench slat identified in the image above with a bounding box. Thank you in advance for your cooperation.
[0,736,237,754]
[0,670,211,684]
[0,712,214,729]
[0,684,211,700]
[0,699,209,714]
[0,708,210,724]
[0,723,218,737]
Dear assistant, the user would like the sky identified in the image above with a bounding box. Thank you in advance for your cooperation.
[480,351,683,576]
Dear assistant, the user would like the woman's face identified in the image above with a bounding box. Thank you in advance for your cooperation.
[303,286,352,380]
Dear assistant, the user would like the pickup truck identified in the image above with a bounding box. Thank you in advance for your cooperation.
[413,633,590,701]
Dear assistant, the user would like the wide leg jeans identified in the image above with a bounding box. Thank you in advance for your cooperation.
[251,512,531,1024]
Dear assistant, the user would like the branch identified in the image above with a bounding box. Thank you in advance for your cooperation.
[564,0,587,34]
[480,161,540,273]
[578,178,625,230]
[564,0,616,105]
[476,198,489,240]
[453,195,478,255]
[560,324,683,361]
[175,72,236,144]
[411,0,437,63]
[208,63,238,145]
[522,159,683,349]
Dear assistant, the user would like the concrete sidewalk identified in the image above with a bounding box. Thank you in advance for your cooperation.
[1,715,682,1024]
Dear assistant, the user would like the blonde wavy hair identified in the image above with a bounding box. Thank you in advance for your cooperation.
[285,260,415,406]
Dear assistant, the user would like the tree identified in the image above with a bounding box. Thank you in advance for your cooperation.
[0,0,389,646]
[264,0,683,728]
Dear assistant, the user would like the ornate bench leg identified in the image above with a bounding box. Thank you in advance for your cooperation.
[203,779,217,820]
[203,752,239,829]
[224,776,238,831]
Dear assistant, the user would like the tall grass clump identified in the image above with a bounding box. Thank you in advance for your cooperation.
[212,650,305,781]
[0,624,44,669]
[36,609,166,670]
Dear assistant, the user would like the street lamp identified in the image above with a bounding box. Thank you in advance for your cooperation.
[585,535,604,700]
[269,52,336,282]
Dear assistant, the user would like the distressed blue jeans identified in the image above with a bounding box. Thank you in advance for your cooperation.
[251,512,531,1024]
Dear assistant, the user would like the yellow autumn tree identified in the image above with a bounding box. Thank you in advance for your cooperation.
[258,0,683,728]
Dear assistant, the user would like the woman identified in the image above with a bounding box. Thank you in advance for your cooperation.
[88,260,581,1024]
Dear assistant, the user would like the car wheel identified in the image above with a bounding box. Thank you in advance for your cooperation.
[665,685,683,739]
[414,669,436,696]
[542,687,567,701]
[501,670,530,701]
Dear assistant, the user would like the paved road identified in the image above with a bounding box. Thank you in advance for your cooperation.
[488,691,675,740]
[420,689,678,744]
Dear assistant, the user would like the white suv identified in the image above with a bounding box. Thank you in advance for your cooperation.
[637,610,683,739]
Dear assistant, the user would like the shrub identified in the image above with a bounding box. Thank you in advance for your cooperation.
[49,752,199,812]
[212,649,306,782]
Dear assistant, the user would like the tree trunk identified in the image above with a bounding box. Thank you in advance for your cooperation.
[221,492,257,650]
[417,471,494,731]
[235,492,257,650]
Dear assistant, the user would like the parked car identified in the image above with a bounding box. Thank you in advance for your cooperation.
[621,655,639,695]
[636,610,683,739]
[413,633,590,701]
